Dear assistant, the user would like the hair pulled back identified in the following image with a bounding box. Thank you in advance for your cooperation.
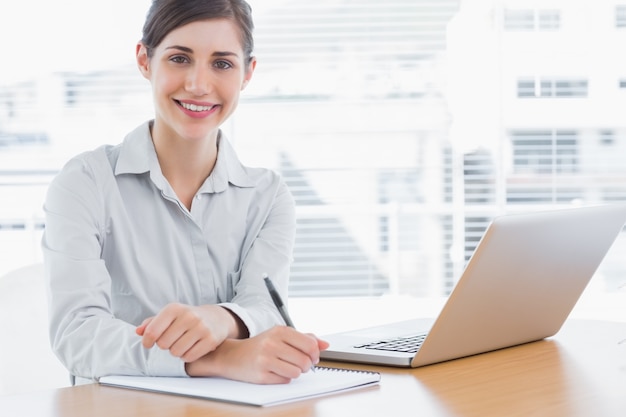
[141,0,254,62]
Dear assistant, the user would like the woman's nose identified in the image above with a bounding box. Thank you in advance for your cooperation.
[185,66,213,96]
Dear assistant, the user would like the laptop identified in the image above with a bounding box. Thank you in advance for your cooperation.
[320,204,626,367]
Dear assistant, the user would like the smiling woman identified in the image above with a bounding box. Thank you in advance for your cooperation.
[41,0,328,386]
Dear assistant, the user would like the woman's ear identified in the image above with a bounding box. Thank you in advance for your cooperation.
[136,42,151,80]
[241,57,257,90]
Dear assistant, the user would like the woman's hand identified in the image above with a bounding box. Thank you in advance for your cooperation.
[185,326,330,384]
[135,303,245,362]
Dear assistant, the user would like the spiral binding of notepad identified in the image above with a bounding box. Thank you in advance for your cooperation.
[314,366,379,375]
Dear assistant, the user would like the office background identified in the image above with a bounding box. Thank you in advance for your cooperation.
[2,0,626,301]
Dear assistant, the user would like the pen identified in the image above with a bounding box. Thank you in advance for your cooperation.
[263,273,316,372]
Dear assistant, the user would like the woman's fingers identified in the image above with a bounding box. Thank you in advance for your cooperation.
[184,327,329,384]
[253,327,324,376]
[139,304,195,349]
[136,304,227,359]
[135,317,153,336]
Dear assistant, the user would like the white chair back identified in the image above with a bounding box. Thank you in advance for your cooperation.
[0,263,70,395]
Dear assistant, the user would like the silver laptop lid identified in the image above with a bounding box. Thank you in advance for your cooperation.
[411,204,626,367]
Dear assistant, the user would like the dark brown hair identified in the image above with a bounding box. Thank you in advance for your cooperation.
[141,0,254,62]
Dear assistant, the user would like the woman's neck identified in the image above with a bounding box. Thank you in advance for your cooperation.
[151,124,219,210]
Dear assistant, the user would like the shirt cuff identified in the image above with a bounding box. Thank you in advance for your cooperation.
[219,302,258,337]
[146,347,188,377]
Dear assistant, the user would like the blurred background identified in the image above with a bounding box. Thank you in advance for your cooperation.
[2,0,626,300]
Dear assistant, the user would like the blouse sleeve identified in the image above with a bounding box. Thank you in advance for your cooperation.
[218,177,297,337]
[42,154,186,379]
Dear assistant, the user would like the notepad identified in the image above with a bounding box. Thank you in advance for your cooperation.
[99,366,381,407]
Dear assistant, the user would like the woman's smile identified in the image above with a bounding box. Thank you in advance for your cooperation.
[175,99,221,119]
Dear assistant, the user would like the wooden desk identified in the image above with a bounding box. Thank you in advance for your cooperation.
[2,319,625,417]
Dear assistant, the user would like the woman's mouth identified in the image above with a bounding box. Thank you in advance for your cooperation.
[178,101,213,112]
[175,100,219,117]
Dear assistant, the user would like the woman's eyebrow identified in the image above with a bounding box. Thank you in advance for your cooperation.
[212,51,241,59]
[165,45,193,53]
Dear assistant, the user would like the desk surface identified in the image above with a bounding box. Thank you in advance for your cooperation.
[2,319,625,417]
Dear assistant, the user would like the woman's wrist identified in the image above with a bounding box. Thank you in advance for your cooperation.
[184,349,219,377]
[184,338,239,377]
[218,306,249,339]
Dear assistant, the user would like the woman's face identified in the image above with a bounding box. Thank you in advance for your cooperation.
[136,18,255,144]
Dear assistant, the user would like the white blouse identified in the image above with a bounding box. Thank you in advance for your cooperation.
[42,121,295,379]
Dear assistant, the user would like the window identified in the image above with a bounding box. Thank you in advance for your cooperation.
[517,79,536,97]
[504,8,561,31]
[616,5,626,28]
[600,130,615,146]
[504,9,535,30]
[553,79,588,97]
[538,10,561,30]
[2,0,626,300]
[517,78,588,98]
[510,130,578,175]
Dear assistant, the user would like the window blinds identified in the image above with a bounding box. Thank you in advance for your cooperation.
[2,0,626,295]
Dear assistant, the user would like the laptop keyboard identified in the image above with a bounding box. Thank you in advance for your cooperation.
[354,334,427,353]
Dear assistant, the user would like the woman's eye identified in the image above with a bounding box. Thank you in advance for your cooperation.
[170,55,189,64]
[214,60,233,70]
